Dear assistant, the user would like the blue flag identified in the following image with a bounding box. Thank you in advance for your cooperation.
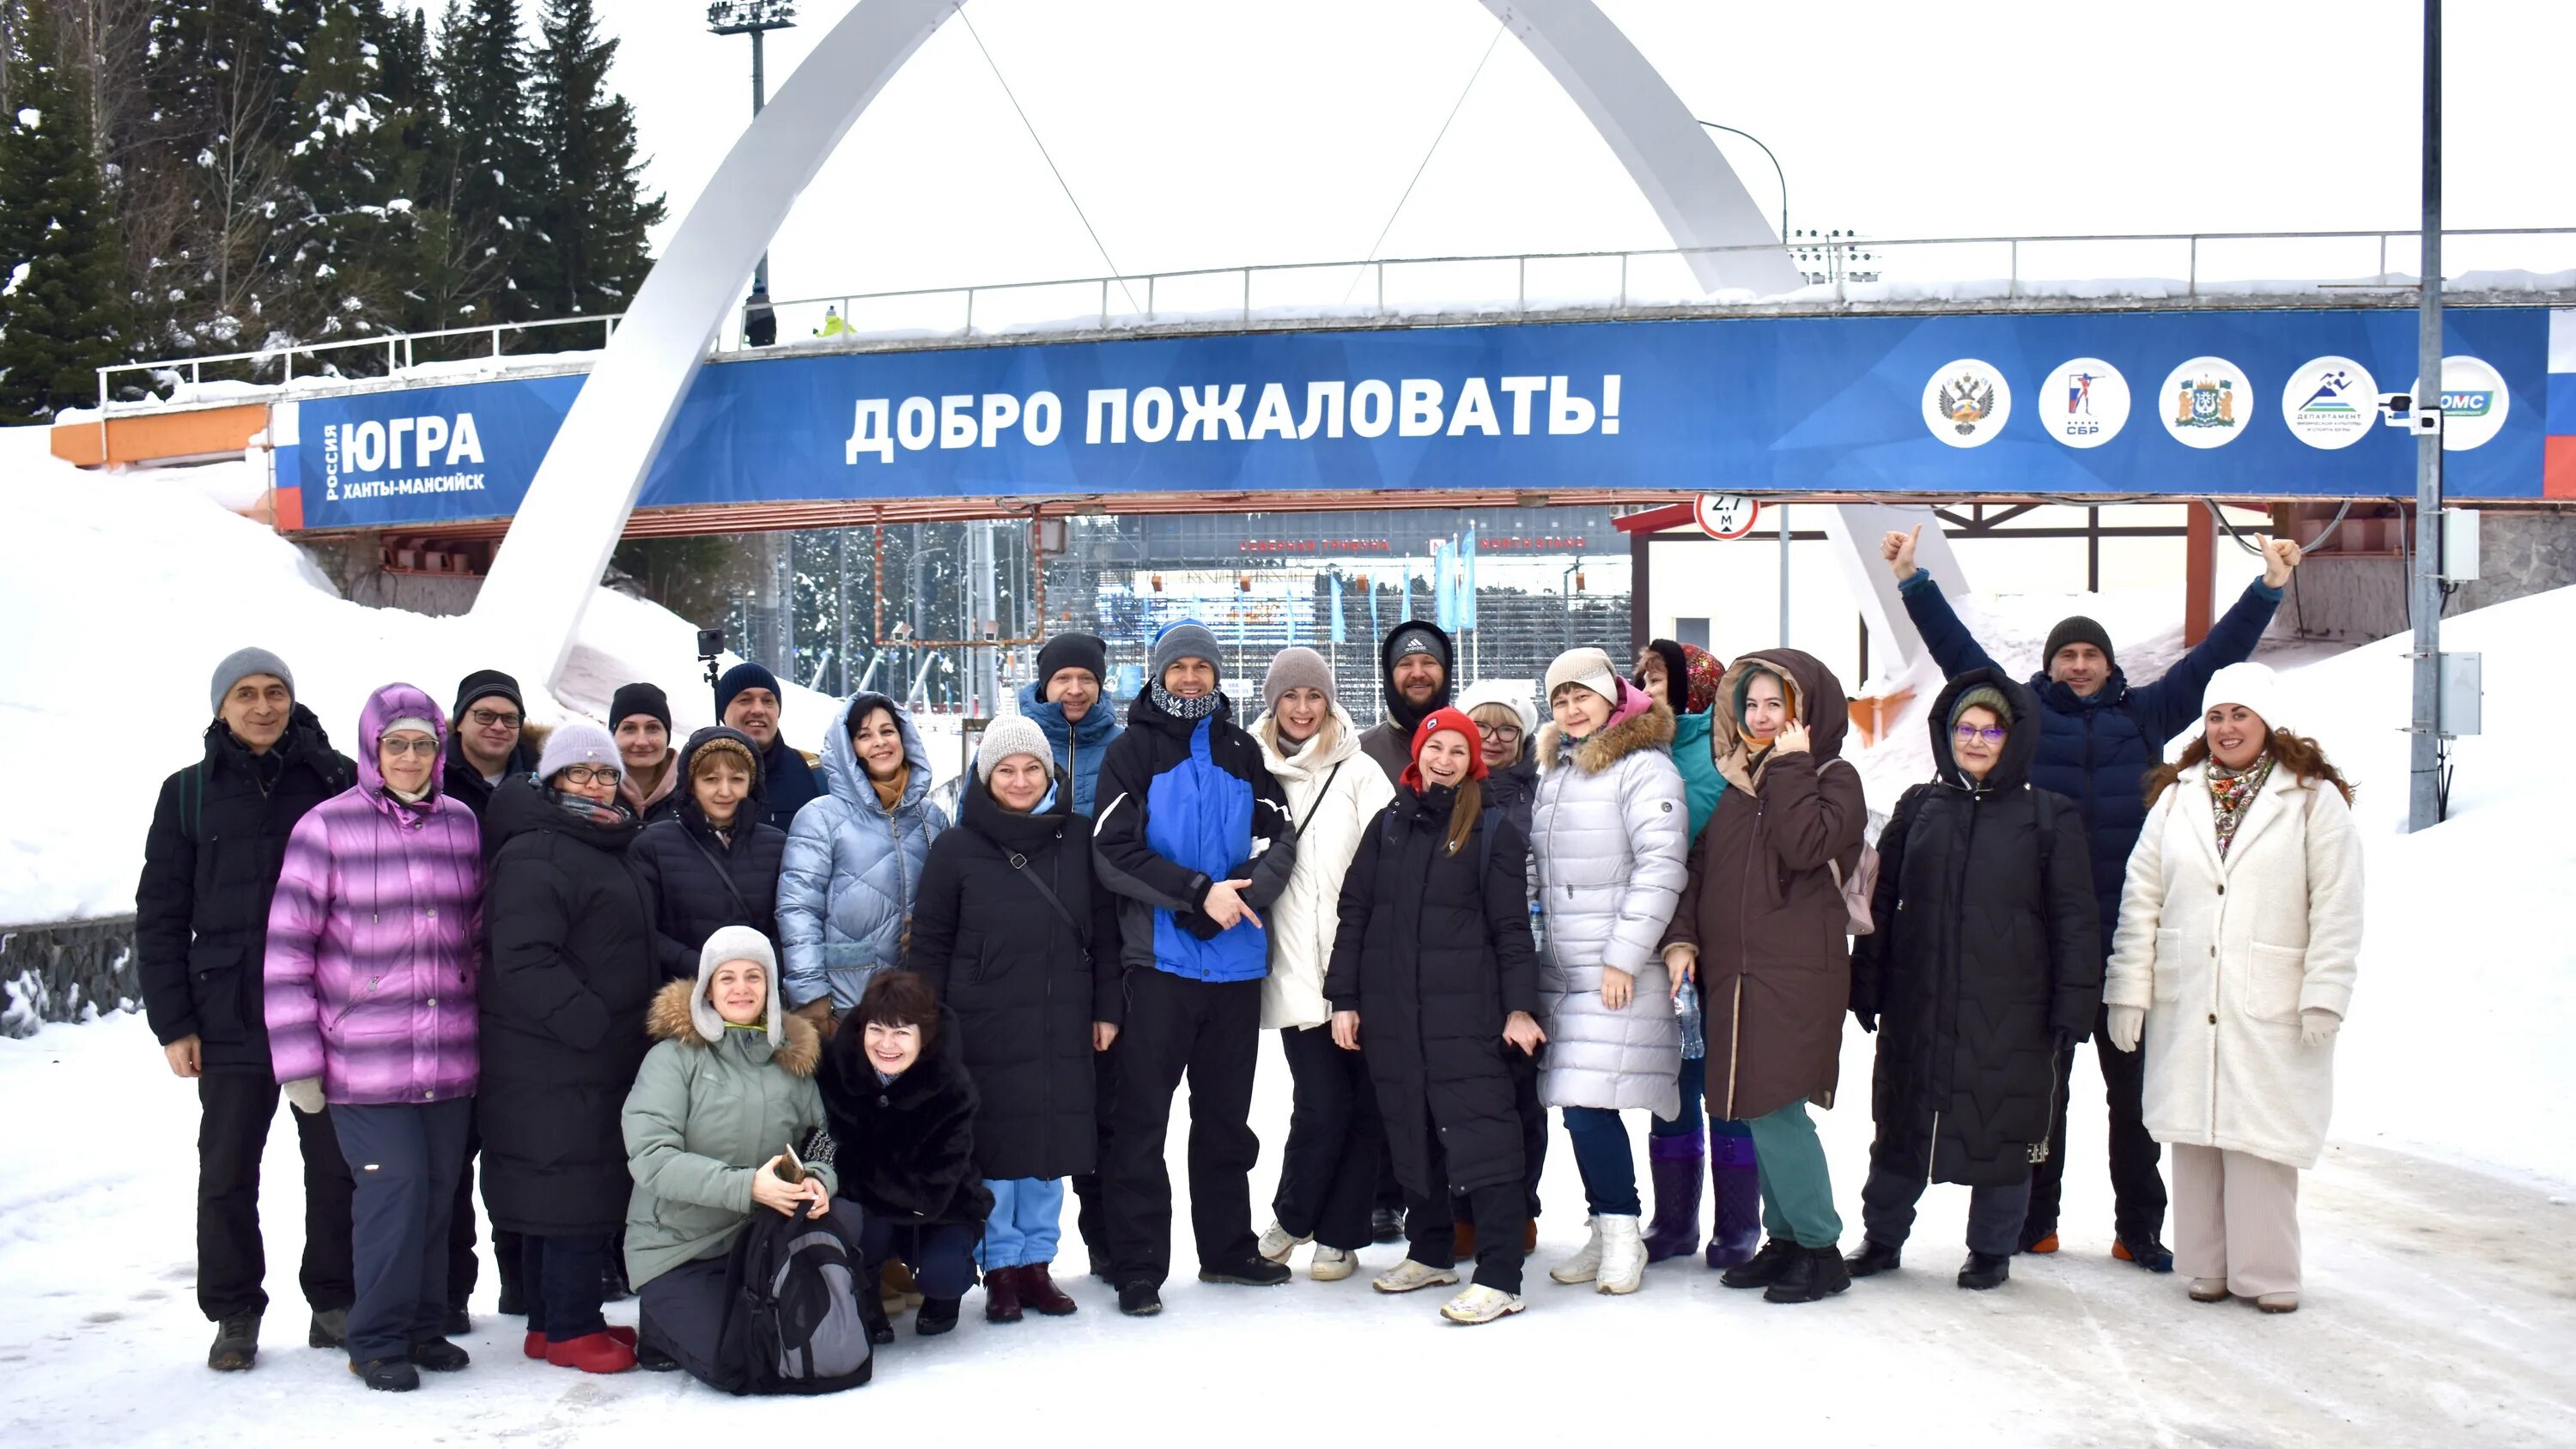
[1461,523,1479,631]
[1329,572,1346,645]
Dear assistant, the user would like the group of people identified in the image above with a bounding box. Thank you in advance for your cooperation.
[137,523,2362,1393]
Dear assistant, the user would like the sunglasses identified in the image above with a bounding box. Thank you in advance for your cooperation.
[379,737,440,759]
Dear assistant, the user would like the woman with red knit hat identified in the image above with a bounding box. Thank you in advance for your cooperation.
[1325,708,1545,1325]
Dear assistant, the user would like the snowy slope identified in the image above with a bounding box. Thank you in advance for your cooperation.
[0,425,857,924]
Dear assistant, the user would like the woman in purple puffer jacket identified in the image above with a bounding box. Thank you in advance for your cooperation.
[265,682,484,1392]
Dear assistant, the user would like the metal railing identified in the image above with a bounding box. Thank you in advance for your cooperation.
[91,226,2576,416]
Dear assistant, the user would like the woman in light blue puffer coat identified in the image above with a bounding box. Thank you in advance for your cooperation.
[776,692,949,1027]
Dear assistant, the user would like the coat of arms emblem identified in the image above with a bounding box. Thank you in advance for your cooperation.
[1936,373,1997,436]
[2174,375,2236,429]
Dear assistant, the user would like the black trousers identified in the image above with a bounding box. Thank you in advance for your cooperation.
[330,1098,471,1362]
[520,1234,610,1342]
[1454,1046,1547,1226]
[1271,1024,1385,1252]
[1400,1143,1528,1297]
[2026,1000,2168,1244]
[1072,1040,1115,1265]
[194,1072,355,1321]
[1104,970,1261,1286]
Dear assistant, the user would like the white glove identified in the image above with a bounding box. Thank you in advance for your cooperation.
[2106,1005,2144,1053]
[282,1077,326,1114]
[2299,1008,2341,1048]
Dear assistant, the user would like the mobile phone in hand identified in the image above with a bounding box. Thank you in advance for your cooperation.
[775,1141,805,1184]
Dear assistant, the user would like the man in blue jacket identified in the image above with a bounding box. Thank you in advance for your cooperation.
[1880,524,2302,1270]
[1091,621,1299,1316]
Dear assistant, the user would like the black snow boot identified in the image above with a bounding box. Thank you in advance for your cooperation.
[408,1337,470,1373]
[1719,1238,1799,1290]
[208,1313,259,1372]
[1957,1251,2011,1290]
[1845,1239,1904,1277]
[1197,1258,1291,1287]
[1764,1245,1851,1304]
[307,1307,349,1349]
[858,1281,896,1344]
[2114,1234,2175,1273]
[351,1357,420,1392]
[1117,1281,1163,1317]
[1370,1205,1406,1245]
[914,1295,962,1336]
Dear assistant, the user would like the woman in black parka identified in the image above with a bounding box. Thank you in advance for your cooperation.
[629,727,788,980]
[479,722,659,1373]
[1327,708,1544,1325]
[1845,670,2101,1292]
[907,718,1121,1324]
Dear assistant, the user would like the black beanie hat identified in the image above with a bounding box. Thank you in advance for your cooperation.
[2041,617,2117,675]
[453,668,524,721]
[715,663,782,718]
[1035,633,1109,694]
[1637,639,1690,716]
[610,682,671,733]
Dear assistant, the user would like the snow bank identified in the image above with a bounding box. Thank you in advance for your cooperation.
[0,426,845,925]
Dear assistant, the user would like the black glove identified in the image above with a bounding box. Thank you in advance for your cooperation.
[2052,1028,2081,1057]
[1852,1008,1878,1034]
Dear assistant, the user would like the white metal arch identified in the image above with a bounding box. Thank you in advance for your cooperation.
[473,0,1799,684]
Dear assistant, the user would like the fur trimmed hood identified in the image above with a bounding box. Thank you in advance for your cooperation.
[646,977,822,1077]
[1536,692,1676,776]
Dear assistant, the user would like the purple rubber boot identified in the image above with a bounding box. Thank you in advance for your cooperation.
[1642,1131,1705,1263]
[1705,1125,1762,1270]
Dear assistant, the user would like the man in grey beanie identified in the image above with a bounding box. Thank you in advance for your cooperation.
[141,650,359,1369]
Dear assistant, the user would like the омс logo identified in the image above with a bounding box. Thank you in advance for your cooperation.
[2412,355,2511,451]
[2158,357,2249,449]
[2041,358,2129,449]
[1921,359,2012,448]
[2280,356,2378,450]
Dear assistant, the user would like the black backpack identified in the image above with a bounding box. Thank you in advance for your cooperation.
[717,1202,874,1395]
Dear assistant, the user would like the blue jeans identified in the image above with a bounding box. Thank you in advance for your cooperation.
[519,1232,609,1342]
[1561,1107,1643,1217]
[981,1178,1066,1270]
[859,1216,978,1300]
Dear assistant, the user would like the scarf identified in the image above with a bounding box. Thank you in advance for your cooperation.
[871,764,910,813]
[1151,683,1222,721]
[2206,752,2275,858]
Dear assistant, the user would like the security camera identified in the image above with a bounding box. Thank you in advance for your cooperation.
[2379,392,2441,433]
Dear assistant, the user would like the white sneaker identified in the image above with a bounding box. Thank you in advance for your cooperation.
[1548,1217,1603,1284]
[1370,1258,1461,1294]
[1595,1214,1645,1294]
[1309,1246,1357,1282]
[1439,1283,1527,1325]
[1256,1221,1310,1264]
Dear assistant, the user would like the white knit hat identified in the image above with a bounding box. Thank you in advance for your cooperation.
[535,718,617,781]
[1543,647,1621,707]
[694,925,783,1046]
[1456,678,1538,737]
[976,714,1054,781]
[2199,661,2289,736]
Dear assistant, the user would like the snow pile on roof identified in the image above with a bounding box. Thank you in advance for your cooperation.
[0,425,852,924]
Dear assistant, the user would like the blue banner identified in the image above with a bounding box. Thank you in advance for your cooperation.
[276,306,2565,530]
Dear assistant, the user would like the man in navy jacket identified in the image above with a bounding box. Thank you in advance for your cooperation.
[1880,524,2302,1269]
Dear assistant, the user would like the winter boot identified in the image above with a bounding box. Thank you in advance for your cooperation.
[858,1282,897,1343]
[1704,1129,1762,1269]
[1438,1284,1527,1325]
[407,1337,470,1373]
[208,1313,260,1372]
[1845,1239,1904,1278]
[1642,1132,1705,1263]
[1256,1221,1309,1264]
[544,1331,636,1373]
[2114,1234,2175,1273]
[1021,1262,1079,1316]
[350,1357,419,1392]
[1957,1252,2011,1290]
[1720,1238,1799,1290]
[600,1249,632,1304]
[1198,1256,1292,1287]
[916,1295,963,1336]
[2188,1277,2230,1303]
[1547,1217,1603,1285]
[1370,1205,1406,1244]
[1370,1259,1461,1294]
[1595,1215,1647,1294]
[441,1306,471,1337]
[1116,1281,1163,1317]
[1764,1244,1851,1304]
[984,1264,1025,1324]
[882,1259,927,1307]
[1309,1246,1357,1282]
[307,1307,349,1349]
[2257,1291,2300,1314]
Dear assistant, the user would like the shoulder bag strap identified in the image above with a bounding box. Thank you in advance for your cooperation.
[1005,845,1087,947]
[1290,760,1345,844]
[683,828,762,924]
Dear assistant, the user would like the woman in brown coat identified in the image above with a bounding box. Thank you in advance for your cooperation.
[1660,649,1867,1304]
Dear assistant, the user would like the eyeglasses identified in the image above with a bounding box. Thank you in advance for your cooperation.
[1477,724,1522,742]
[467,708,522,730]
[557,765,623,786]
[1952,724,2007,745]
[380,737,440,758]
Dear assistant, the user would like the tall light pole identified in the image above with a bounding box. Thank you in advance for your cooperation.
[2408,0,2445,830]
[707,2,798,301]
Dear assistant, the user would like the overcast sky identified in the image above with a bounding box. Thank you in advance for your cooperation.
[538,1,2573,309]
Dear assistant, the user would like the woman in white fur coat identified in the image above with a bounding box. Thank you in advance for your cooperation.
[2104,662,2361,1314]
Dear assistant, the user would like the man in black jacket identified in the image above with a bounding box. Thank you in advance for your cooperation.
[717,663,826,834]
[137,648,357,1371]
[1355,620,1454,785]
[1091,621,1299,1316]
[444,669,538,861]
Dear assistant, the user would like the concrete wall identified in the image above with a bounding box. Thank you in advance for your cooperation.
[2275,512,2576,643]
[1,917,139,1037]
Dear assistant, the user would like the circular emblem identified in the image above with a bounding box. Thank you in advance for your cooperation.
[2410,355,2511,452]
[2279,356,2379,450]
[1693,494,1761,540]
[2038,358,2129,449]
[2158,356,2251,449]
[1922,359,2012,448]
